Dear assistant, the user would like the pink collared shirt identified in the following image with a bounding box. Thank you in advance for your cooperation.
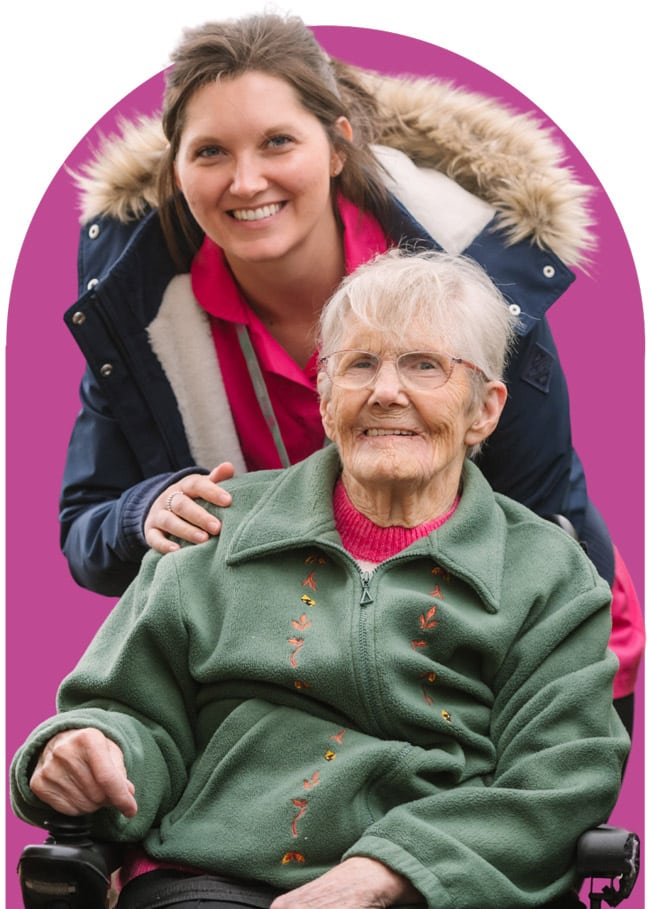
[191,197,389,470]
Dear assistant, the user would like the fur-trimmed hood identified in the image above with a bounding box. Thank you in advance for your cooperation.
[73,64,594,268]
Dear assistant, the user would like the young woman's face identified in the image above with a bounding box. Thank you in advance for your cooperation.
[174,71,347,272]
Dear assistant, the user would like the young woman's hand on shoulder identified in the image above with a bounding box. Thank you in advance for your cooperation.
[144,462,235,554]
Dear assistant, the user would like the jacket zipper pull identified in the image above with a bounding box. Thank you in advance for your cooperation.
[359,571,374,606]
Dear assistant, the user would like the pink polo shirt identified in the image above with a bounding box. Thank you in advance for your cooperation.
[191,197,389,470]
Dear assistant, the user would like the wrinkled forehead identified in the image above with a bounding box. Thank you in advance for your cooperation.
[333,313,453,355]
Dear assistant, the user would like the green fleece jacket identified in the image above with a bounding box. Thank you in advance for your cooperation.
[11,447,628,908]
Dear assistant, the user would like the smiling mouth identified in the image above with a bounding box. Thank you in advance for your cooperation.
[230,203,284,222]
[364,429,417,437]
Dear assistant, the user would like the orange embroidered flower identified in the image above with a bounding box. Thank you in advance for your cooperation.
[281,852,306,865]
[419,606,438,629]
[291,614,312,630]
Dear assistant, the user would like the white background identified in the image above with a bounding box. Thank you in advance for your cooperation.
[1,0,647,874]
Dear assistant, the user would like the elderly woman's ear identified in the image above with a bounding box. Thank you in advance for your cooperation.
[464,381,508,448]
[317,373,335,441]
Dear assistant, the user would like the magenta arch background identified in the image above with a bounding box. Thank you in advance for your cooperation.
[5,26,644,905]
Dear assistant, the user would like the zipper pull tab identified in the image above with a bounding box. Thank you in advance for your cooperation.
[359,571,374,606]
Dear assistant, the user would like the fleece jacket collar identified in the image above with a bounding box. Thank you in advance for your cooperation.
[225,446,505,613]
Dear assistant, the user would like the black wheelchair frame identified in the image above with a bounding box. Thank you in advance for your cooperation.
[17,813,640,909]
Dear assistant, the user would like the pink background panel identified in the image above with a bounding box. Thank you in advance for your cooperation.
[5,26,644,907]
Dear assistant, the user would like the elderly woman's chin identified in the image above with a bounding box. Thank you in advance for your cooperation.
[340,431,468,519]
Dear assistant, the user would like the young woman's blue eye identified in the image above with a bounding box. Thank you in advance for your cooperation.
[197,145,225,159]
[267,135,294,149]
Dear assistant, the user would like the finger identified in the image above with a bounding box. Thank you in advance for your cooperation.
[99,740,138,817]
[185,474,233,507]
[208,461,236,492]
[146,527,181,554]
[158,499,221,541]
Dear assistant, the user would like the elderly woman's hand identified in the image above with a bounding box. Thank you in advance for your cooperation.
[29,728,138,818]
[144,462,235,554]
[269,857,423,908]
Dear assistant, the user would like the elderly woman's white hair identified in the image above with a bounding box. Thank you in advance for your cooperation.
[318,248,519,388]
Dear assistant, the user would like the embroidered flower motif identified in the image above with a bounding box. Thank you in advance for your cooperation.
[282,852,306,864]
[300,594,316,607]
[414,567,449,705]
[419,606,438,630]
[281,728,346,867]
[291,799,309,837]
[287,637,305,668]
[419,671,437,705]
[291,614,312,630]
[303,772,320,790]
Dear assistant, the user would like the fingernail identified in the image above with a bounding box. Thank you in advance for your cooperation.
[207,521,221,534]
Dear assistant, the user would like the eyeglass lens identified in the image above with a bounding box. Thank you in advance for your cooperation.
[326,351,453,388]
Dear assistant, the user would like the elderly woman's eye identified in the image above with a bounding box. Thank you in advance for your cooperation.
[336,352,376,373]
[349,356,377,371]
[402,353,446,375]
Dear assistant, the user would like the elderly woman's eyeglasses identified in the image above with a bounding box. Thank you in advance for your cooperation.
[319,350,488,390]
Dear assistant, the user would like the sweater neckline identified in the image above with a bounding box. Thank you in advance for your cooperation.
[333,478,459,563]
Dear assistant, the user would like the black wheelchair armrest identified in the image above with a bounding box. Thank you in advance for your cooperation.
[576,825,641,908]
[18,813,122,909]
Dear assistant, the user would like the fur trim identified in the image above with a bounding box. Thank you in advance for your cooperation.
[72,67,594,266]
[72,115,167,224]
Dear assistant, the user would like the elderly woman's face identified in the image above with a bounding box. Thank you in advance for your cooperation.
[320,319,502,494]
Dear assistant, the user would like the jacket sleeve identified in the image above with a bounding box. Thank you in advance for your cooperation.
[343,566,630,907]
[10,550,197,841]
[59,365,206,597]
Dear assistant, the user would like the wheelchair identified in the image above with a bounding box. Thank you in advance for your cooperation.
[17,812,640,909]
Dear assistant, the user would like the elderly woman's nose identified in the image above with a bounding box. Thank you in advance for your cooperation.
[368,360,407,403]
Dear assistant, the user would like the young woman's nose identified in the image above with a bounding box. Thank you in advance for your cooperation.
[229,153,268,197]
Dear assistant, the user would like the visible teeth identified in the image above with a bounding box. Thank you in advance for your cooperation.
[365,429,415,436]
[231,203,282,221]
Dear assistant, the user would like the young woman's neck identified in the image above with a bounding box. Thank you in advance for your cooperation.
[225,221,345,366]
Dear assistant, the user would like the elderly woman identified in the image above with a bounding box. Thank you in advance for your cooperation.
[12,251,628,909]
